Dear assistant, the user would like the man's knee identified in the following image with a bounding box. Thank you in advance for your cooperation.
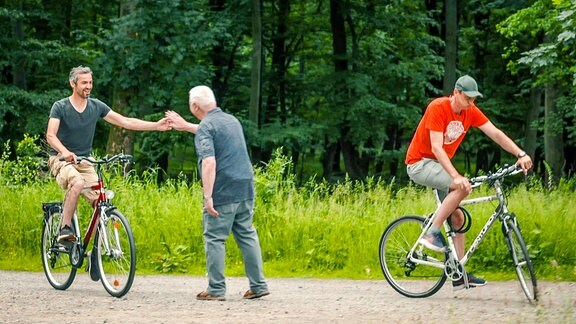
[449,186,470,200]
[68,179,86,194]
[450,209,465,226]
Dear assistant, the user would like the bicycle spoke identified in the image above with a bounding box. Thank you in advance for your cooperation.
[505,219,538,303]
[379,215,447,298]
[41,206,76,290]
[96,209,136,298]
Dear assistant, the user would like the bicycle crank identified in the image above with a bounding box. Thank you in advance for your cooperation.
[444,257,463,281]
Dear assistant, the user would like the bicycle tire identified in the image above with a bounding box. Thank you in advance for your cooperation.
[41,205,77,290]
[94,208,136,298]
[379,215,447,298]
[503,217,538,303]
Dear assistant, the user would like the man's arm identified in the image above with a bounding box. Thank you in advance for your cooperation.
[46,118,76,162]
[201,156,219,217]
[164,110,199,134]
[103,111,171,131]
[478,121,532,172]
[430,130,470,191]
[430,130,459,178]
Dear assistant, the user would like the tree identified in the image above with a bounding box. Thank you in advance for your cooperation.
[498,0,576,181]
[0,0,115,151]
[96,0,219,173]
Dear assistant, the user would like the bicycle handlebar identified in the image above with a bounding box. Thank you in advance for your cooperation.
[469,163,522,185]
[59,153,134,165]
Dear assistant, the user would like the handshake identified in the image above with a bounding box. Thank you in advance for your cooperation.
[156,110,199,134]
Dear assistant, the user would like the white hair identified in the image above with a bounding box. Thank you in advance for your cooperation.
[189,85,216,109]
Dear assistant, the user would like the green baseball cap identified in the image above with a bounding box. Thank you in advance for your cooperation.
[455,75,483,98]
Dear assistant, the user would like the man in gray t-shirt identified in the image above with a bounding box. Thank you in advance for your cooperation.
[165,85,269,301]
[46,66,170,242]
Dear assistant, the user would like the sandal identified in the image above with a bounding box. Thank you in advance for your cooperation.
[243,289,270,300]
[196,291,225,301]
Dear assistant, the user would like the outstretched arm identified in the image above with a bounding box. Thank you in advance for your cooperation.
[478,121,533,173]
[165,110,199,134]
[103,110,171,131]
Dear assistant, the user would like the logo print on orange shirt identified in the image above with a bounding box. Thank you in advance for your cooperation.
[444,121,465,144]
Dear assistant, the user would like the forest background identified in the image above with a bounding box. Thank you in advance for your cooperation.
[0,0,575,280]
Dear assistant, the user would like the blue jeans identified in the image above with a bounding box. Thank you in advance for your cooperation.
[203,199,268,296]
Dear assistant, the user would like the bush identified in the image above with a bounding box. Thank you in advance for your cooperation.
[0,134,44,185]
[1,140,574,281]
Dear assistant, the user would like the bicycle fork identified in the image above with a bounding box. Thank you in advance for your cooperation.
[96,206,124,260]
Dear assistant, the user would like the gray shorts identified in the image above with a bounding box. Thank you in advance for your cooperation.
[406,158,451,199]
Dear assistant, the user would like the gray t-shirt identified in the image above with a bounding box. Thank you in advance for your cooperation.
[49,97,111,156]
[195,108,254,206]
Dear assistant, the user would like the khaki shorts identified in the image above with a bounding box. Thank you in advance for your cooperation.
[406,158,451,200]
[48,156,99,202]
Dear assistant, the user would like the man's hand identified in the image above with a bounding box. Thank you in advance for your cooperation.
[156,117,172,131]
[165,110,188,131]
[60,151,77,164]
[517,155,533,175]
[203,197,219,217]
[451,175,472,193]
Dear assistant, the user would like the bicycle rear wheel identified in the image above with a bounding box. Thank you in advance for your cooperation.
[95,209,136,298]
[41,203,76,290]
[379,215,447,298]
[503,216,538,303]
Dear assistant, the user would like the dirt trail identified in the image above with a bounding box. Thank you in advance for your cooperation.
[0,271,574,323]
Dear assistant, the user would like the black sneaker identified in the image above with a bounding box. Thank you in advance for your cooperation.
[453,273,487,291]
[419,231,446,252]
[57,225,76,243]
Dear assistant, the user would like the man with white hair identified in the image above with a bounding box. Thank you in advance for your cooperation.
[166,85,269,301]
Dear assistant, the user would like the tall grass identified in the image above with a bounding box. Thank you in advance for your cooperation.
[1,152,575,281]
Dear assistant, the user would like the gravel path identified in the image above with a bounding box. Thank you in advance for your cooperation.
[0,270,574,323]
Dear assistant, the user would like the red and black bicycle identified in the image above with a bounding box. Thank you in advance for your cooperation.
[41,153,136,298]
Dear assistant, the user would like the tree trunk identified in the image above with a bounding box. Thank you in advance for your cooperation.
[249,0,263,162]
[326,0,347,180]
[106,89,135,155]
[11,0,26,89]
[209,0,229,102]
[443,0,457,95]
[264,0,290,125]
[525,86,541,172]
[106,0,136,157]
[543,83,564,184]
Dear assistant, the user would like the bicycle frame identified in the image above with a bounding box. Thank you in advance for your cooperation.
[407,167,521,274]
[67,163,112,252]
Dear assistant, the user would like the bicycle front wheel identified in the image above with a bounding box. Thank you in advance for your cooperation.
[503,217,538,303]
[379,215,447,298]
[41,205,76,290]
[95,209,136,298]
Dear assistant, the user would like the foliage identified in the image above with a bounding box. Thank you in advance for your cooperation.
[1,150,574,281]
[0,134,44,185]
[1,0,575,184]
[151,242,195,274]
[498,0,576,87]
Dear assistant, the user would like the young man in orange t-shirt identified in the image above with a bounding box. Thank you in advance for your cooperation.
[405,75,533,290]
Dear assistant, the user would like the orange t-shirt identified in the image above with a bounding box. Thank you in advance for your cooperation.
[405,97,489,165]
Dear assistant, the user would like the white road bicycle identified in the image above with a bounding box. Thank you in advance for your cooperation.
[378,164,538,304]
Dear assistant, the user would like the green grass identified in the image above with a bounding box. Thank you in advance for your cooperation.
[1,155,575,282]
